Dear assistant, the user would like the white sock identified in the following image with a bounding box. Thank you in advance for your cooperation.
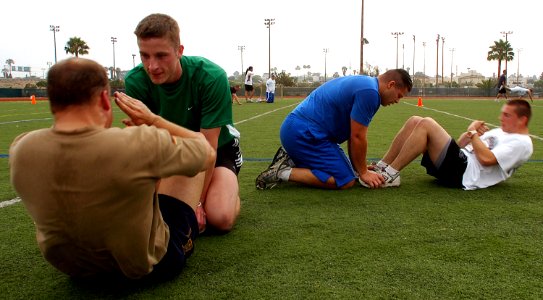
[376,160,389,169]
[278,168,292,181]
[384,165,399,176]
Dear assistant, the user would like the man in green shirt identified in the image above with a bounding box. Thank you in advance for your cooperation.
[125,13,242,233]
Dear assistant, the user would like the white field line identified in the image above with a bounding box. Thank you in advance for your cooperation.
[1,101,301,209]
[403,102,543,142]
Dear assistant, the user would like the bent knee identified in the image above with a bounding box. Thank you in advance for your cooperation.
[339,179,356,190]
[207,211,238,232]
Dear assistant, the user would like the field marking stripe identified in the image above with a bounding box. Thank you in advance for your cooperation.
[403,102,543,142]
[0,197,20,208]
[233,102,300,125]
[0,117,52,125]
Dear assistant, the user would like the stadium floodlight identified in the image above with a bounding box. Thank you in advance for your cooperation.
[238,45,245,78]
[391,32,404,69]
[50,25,60,64]
[264,18,275,78]
[323,48,329,82]
[500,31,513,78]
[111,37,117,80]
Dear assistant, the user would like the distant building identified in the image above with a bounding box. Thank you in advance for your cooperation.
[457,70,485,86]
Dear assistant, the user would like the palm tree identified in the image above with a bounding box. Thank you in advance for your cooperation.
[341,66,348,76]
[5,59,14,78]
[64,37,90,57]
[487,39,514,78]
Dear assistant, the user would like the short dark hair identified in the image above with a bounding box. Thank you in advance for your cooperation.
[507,99,532,124]
[381,69,413,92]
[135,13,181,48]
[47,58,109,113]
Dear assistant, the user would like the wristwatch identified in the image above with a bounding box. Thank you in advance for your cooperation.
[467,130,478,138]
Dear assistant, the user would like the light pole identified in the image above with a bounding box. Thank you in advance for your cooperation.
[412,35,415,78]
[323,48,329,82]
[264,18,275,78]
[391,32,404,69]
[132,54,136,68]
[50,25,60,64]
[423,42,426,90]
[500,31,513,79]
[359,0,364,74]
[111,37,117,80]
[449,48,455,87]
[238,45,245,78]
[441,36,445,84]
[516,48,522,84]
[435,34,440,86]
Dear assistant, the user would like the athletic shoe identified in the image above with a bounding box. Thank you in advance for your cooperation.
[255,152,294,190]
[270,146,289,167]
[377,169,401,187]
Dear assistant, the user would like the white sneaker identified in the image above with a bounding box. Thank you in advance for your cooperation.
[377,169,401,187]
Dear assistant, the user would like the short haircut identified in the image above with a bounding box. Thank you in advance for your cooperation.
[134,13,181,48]
[507,99,532,124]
[47,58,109,113]
[381,69,413,92]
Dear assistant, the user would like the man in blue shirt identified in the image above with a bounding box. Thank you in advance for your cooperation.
[256,69,412,190]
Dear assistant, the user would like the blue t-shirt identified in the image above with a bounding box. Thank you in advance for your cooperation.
[291,75,380,143]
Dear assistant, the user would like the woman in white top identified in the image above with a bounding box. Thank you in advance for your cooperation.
[244,66,254,102]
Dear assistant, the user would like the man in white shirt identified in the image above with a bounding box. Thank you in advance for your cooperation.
[266,74,276,103]
[507,86,533,102]
[372,99,532,190]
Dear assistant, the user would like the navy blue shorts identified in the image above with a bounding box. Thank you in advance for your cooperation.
[151,194,198,278]
[421,139,468,188]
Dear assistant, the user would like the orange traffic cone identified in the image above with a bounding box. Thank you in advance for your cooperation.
[417,97,423,107]
[31,95,36,105]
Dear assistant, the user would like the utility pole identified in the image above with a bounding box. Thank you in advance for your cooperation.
[391,32,404,69]
[412,35,415,78]
[500,31,513,81]
[449,48,455,87]
[323,48,329,82]
[132,54,136,68]
[264,18,275,78]
[111,37,117,80]
[441,36,445,84]
[50,25,60,64]
[359,0,364,74]
[435,34,440,86]
[238,45,245,78]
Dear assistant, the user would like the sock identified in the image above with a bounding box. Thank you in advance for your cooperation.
[278,167,292,181]
[376,160,389,170]
[384,165,399,176]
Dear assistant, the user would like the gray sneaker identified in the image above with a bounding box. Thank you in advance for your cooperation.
[256,150,294,190]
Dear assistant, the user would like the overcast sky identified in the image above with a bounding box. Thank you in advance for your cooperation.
[2,0,540,79]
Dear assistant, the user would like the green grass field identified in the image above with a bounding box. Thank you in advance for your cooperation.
[1,97,542,299]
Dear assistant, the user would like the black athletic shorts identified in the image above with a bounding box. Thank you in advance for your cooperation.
[244,84,254,92]
[151,194,198,278]
[216,137,243,175]
[420,139,468,188]
[498,86,507,94]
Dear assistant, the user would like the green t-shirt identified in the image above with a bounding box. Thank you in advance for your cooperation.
[125,56,237,147]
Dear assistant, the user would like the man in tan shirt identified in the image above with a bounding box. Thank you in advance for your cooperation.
[9,58,215,279]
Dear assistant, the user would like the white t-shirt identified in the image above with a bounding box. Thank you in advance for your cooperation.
[245,70,253,85]
[461,128,533,190]
[266,78,276,93]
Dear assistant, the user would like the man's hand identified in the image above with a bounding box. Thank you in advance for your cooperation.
[196,202,207,234]
[358,170,384,189]
[114,92,158,126]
